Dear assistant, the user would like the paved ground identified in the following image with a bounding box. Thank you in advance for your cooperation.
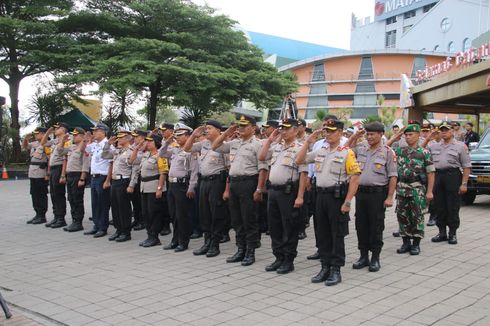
[1,179,490,326]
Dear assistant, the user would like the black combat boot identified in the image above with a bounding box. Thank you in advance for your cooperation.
[311,262,330,283]
[325,266,342,286]
[163,241,178,250]
[369,251,381,272]
[50,217,67,228]
[115,233,131,242]
[352,250,370,269]
[397,237,412,254]
[265,257,284,272]
[206,240,220,257]
[108,231,121,241]
[241,248,255,266]
[143,235,161,247]
[226,247,246,263]
[27,216,37,224]
[31,215,47,225]
[410,237,421,255]
[45,218,57,228]
[432,227,448,242]
[193,234,210,256]
[448,230,458,245]
[276,259,294,274]
[64,222,83,232]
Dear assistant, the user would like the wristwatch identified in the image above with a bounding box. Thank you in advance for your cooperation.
[157,186,163,191]
[255,188,263,193]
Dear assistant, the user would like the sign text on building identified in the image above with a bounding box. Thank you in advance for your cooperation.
[374,0,438,22]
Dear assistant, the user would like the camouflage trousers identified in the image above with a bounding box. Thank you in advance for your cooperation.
[396,186,428,239]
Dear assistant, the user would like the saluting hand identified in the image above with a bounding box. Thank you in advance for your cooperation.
[268,129,281,143]
[108,136,117,145]
[193,126,205,137]
[224,124,238,137]
[391,128,406,142]
[306,129,322,145]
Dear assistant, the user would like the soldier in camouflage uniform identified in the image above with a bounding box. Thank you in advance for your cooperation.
[394,124,435,255]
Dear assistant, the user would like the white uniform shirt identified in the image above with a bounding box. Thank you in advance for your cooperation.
[86,138,111,175]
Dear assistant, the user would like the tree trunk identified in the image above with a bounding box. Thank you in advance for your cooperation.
[148,83,160,130]
[8,76,22,162]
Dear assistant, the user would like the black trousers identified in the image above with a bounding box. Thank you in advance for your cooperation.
[30,178,48,218]
[434,169,462,231]
[49,165,66,219]
[141,192,164,236]
[257,192,268,233]
[355,189,387,254]
[131,181,143,224]
[315,192,349,267]
[111,179,132,235]
[199,177,227,242]
[267,188,301,261]
[298,190,311,233]
[66,172,85,223]
[229,177,260,249]
[168,183,192,246]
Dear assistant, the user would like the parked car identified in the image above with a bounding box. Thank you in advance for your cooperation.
[464,128,490,205]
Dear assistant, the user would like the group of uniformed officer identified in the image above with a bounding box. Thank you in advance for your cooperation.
[23,114,471,286]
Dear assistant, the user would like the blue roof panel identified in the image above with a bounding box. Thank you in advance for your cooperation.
[247,31,344,61]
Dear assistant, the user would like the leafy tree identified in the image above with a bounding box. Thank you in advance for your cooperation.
[102,89,136,132]
[208,111,238,127]
[0,0,75,161]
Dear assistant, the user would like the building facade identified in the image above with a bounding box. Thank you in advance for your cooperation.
[351,0,489,53]
[278,50,449,122]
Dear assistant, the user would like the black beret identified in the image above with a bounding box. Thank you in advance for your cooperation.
[206,119,222,130]
[263,120,279,128]
[132,130,148,137]
[364,121,385,132]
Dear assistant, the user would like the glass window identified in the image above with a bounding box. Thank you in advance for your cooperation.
[358,56,374,79]
[311,63,325,81]
[403,10,416,19]
[385,30,397,48]
[306,96,328,109]
[351,107,379,119]
[403,25,413,34]
[411,56,427,78]
[386,16,397,25]
[463,38,471,51]
[305,108,322,119]
[423,3,436,13]
[440,18,451,33]
[448,41,455,53]
[309,84,325,95]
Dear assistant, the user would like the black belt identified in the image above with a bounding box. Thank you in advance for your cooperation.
[399,176,419,183]
[358,185,387,193]
[91,173,107,178]
[229,175,258,182]
[141,175,160,182]
[436,168,460,174]
[269,183,298,191]
[316,186,336,193]
[200,174,221,181]
[51,165,62,169]
[67,171,82,176]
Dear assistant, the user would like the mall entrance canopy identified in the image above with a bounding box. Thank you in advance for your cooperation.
[409,59,490,132]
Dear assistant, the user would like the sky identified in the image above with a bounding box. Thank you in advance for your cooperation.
[193,0,374,49]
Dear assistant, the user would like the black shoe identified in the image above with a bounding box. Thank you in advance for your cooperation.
[392,231,400,237]
[226,248,246,263]
[45,219,56,227]
[31,216,47,225]
[189,232,202,239]
[26,216,37,224]
[50,220,67,228]
[193,240,210,256]
[325,266,342,286]
[64,223,83,232]
[427,218,436,226]
[93,230,107,238]
[241,248,255,266]
[410,238,421,255]
[265,258,284,272]
[108,232,121,241]
[307,251,320,260]
[133,223,146,231]
[206,244,220,258]
[163,242,178,250]
[220,234,230,243]
[115,234,131,242]
[159,227,171,235]
[311,266,330,283]
[84,228,97,235]
[174,244,188,252]
[431,233,448,242]
[139,238,151,247]
[277,261,294,274]
[298,231,307,240]
[448,233,458,245]
[397,237,412,254]
[369,254,381,272]
[352,255,369,269]
[143,237,161,247]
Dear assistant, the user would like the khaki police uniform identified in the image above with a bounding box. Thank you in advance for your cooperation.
[354,141,397,262]
[305,145,360,268]
[428,137,471,236]
[266,140,307,266]
[191,139,227,252]
[102,141,134,238]
[26,140,50,222]
[47,138,70,226]
[215,137,268,250]
[160,140,198,249]
[129,142,144,229]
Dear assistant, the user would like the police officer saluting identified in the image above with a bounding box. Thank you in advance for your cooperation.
[57,127,90,232]
[160,124,198,252]
[23,127,50,225]
[183,120,228,258]
[212,115,268,266]
[102,129,135,242]
[350,122,397,272]
[259,118,308,274]
[297,119,361,286]
[429,121,471,245]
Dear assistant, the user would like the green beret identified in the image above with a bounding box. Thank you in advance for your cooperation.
[404,124,421,133]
